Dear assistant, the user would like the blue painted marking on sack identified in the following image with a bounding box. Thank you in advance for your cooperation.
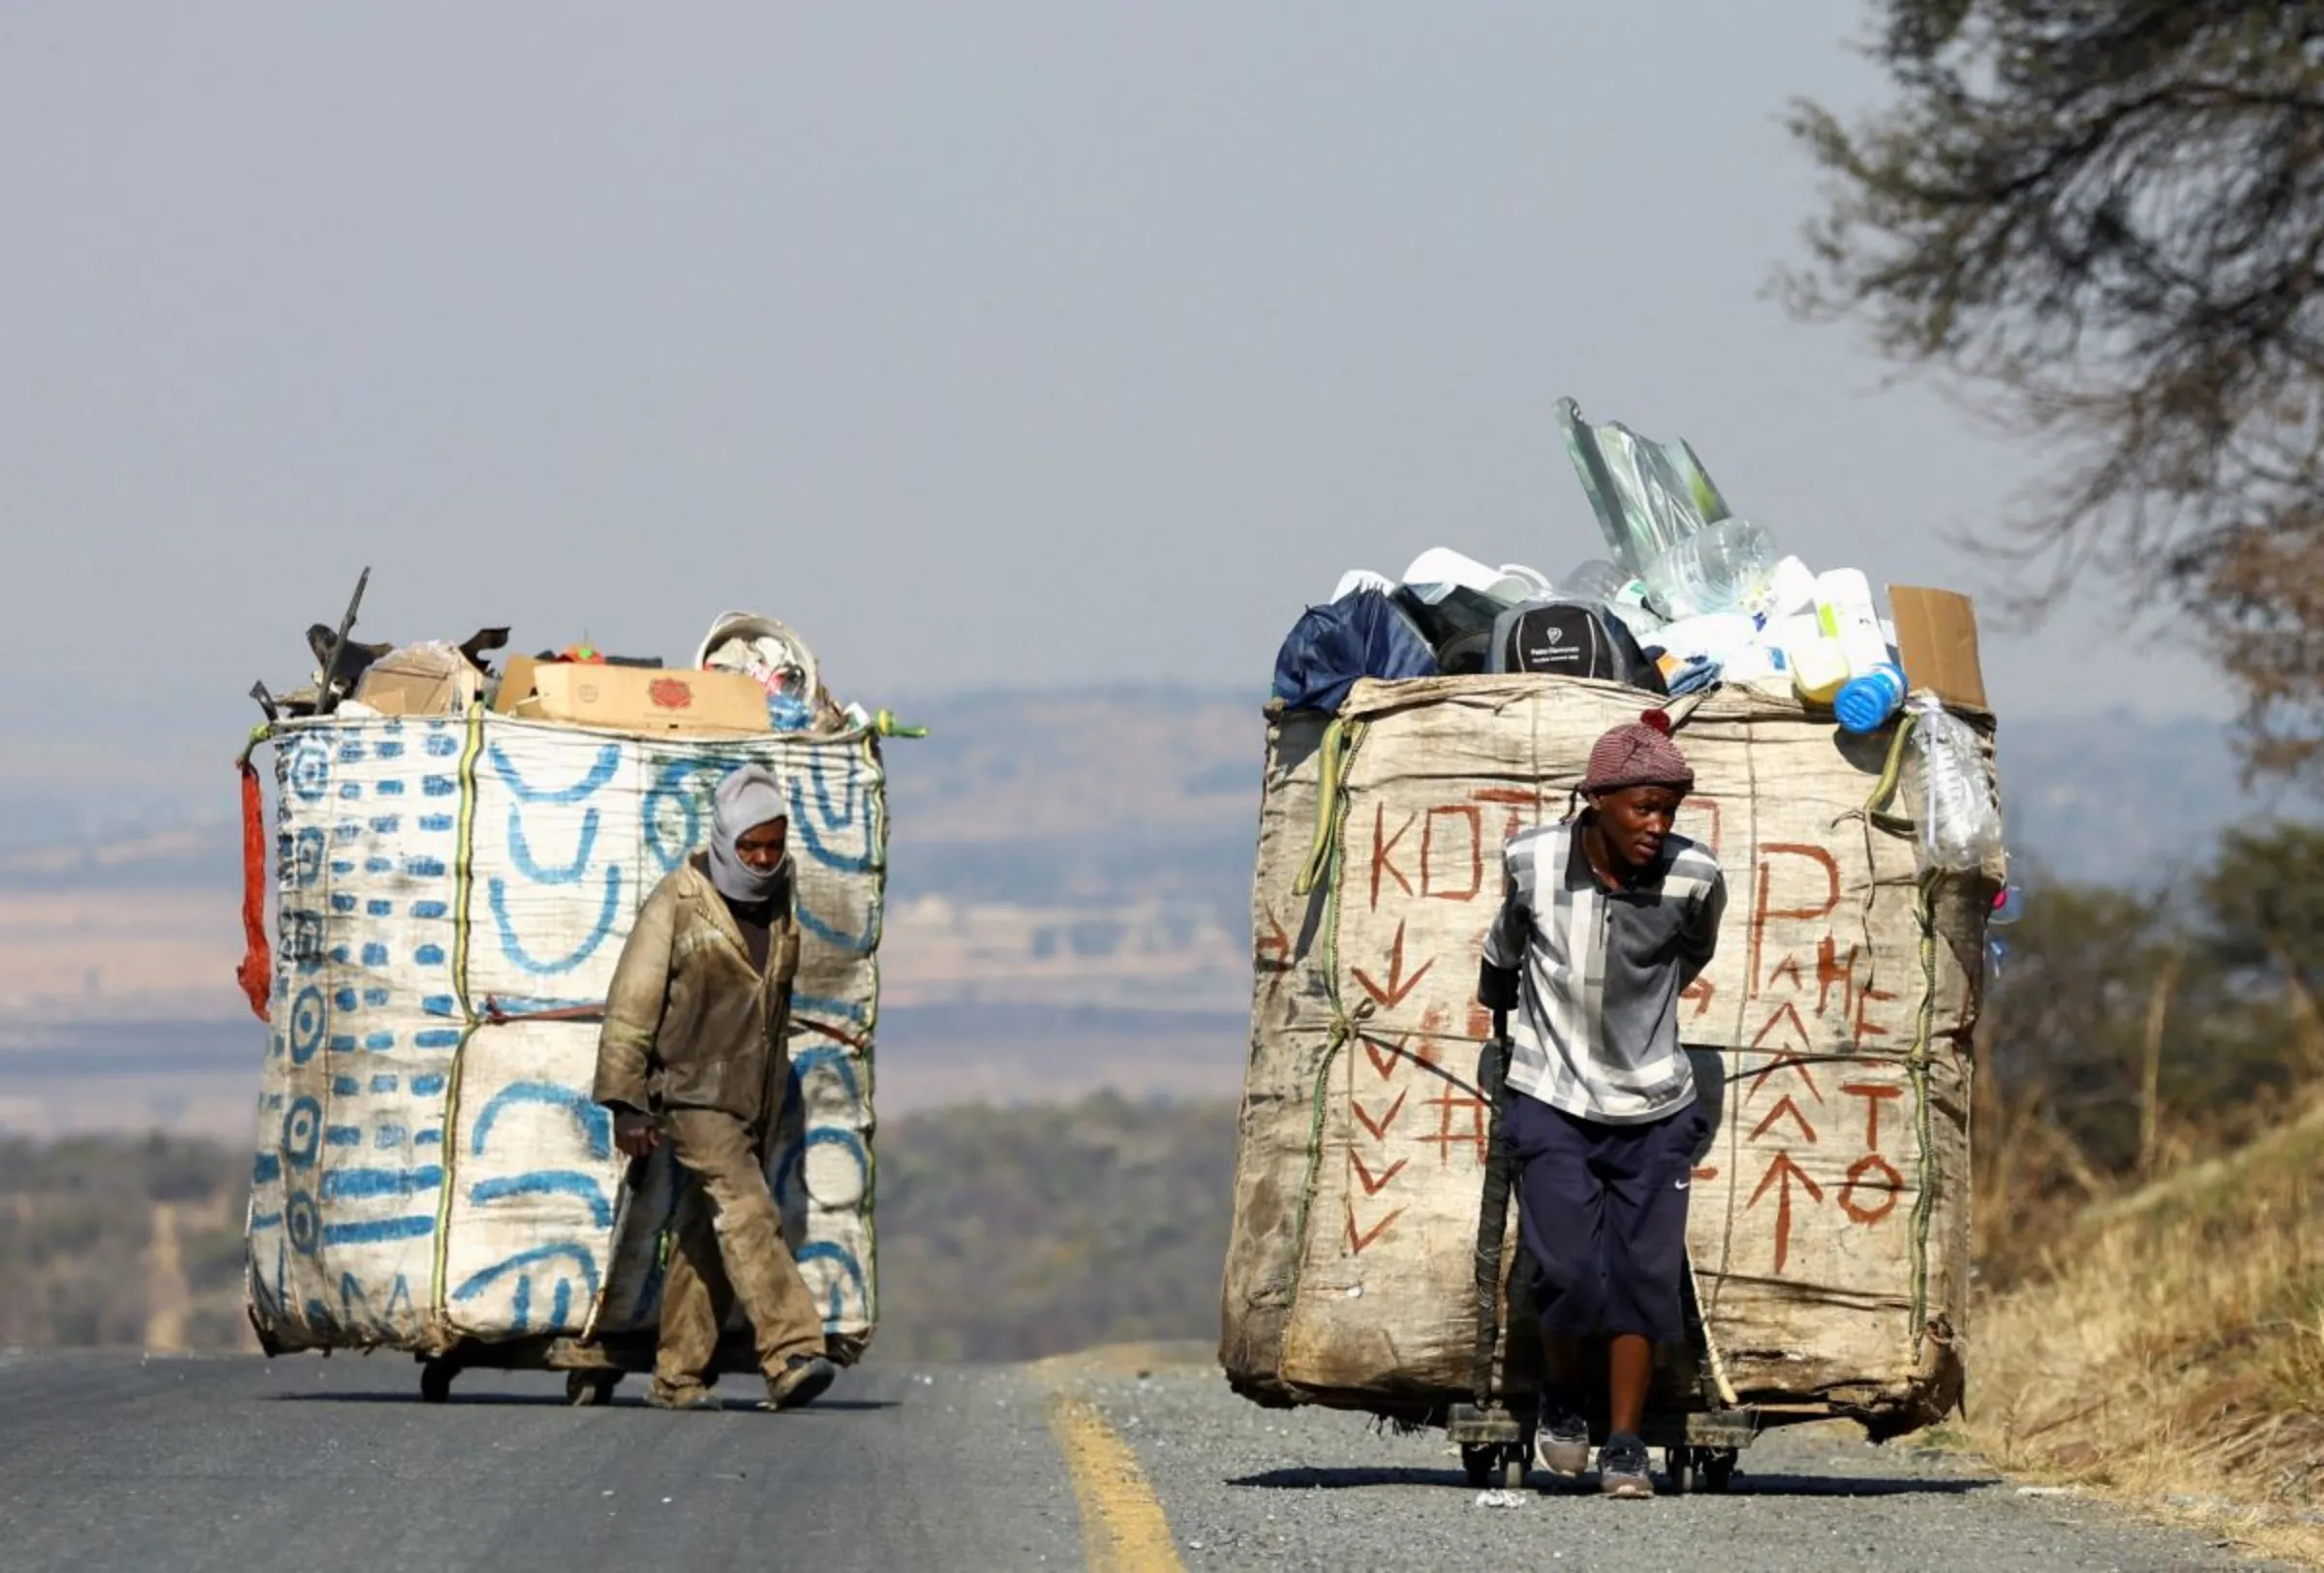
[506,806,600,884]
[377,780,407,797]
[413,1030,463,1049]
[795,1241,869,1311]
[450,1244,600,1318]
[419,814,454,832]
[319,1165,443,1201]
[290,989,327,1064]
[469,1171,616,1227]
[287,737,333,802]
[370,1073,399,1094]
[470,1080,613,1158]
[282,1096,321,1167]
[792,993,870,1025]
[487,868,622,974]
[363,988,390,1007]
[371,815,402,834]
[324,1126,362,1147]
[413,1072,447,1096]
[795,901,878,955]
[332,1076,361,1096]
[789,1046,861,1102]
[415,943,445,966]
[362,942,389,967]
[293,827,325,886]
[412,900,448,919]
[367,899,393,917]
[321,1214,436,1247]
[485,740,622,804]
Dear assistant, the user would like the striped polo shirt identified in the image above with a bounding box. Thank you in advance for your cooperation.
[1481,818,1727,1124]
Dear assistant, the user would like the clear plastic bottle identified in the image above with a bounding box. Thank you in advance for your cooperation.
[1908,694,2004,874]
[1639,517,1778,620]
[1560,559,1634,605]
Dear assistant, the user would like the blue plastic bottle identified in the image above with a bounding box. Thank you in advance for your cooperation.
[1833,663,1907,734]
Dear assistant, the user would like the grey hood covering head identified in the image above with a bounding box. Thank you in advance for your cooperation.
[707,764,792,906]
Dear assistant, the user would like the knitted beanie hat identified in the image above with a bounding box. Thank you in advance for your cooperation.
[1578,708,1695,795]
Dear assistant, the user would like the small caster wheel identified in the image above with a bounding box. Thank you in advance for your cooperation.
[1699,1448,1737,1494]
[1500,1451,1527,1492]
[1460,1443,1499,1489]
[419,1358,457,1404]
[566,1372,621,1406]
[1665,1447,1694,1495]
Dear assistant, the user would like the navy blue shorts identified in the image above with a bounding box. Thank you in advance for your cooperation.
[1509,1093,1709,1345]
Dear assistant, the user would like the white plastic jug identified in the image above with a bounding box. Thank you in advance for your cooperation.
[1813,569,1889,676]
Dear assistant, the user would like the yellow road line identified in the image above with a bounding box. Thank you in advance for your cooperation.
[1039,1367,1187,1573]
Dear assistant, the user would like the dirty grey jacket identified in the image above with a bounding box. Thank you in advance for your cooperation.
[594,856,803,1125]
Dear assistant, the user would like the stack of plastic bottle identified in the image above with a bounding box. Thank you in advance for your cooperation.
[1546,397,1915,735]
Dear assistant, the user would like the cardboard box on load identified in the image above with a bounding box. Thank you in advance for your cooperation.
[1887,585,1990,711]
[493,654,770,734]
[352,643,485,718]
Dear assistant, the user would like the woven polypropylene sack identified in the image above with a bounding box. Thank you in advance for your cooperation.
[244,712,886,1360]
[1219,675,1995,1432]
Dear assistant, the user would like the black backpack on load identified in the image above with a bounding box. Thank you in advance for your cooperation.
[1486,600,1667,694]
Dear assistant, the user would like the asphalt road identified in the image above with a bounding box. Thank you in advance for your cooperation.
[0,1350,2294,1573]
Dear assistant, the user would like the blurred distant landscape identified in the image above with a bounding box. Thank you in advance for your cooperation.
[0,686,2281,1141]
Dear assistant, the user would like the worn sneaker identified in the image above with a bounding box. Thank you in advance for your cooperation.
[1597,1433,1654,1498]
[643,1380,722,1412]
[1534,1411,1592,1478]
[759,1354,838,1411]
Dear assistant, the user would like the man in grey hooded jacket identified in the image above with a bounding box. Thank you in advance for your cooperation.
[595,764,837,1412]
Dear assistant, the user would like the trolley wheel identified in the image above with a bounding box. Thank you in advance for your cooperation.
[566,1371,621,1407]
[1460,1443,1499,1489]
[1499,1452,1527,1492]
[419,1358,458,1404]
[1665,1447,1694,1495]
[1698,1448,1738,1494]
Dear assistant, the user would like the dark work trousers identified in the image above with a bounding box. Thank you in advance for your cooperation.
[1508,1092,1709,1347]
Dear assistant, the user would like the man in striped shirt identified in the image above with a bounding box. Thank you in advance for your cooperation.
[1479,708,1726,1497]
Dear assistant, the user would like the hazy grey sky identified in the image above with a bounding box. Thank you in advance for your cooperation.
[1,2,2208,790]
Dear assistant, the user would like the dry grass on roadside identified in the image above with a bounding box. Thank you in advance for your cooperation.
[1965,1104,2324,1566]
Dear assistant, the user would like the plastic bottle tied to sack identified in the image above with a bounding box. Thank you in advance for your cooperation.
[1639,517,1778,621]
[1908,695,2005,874]
[1834,663,1908,733]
